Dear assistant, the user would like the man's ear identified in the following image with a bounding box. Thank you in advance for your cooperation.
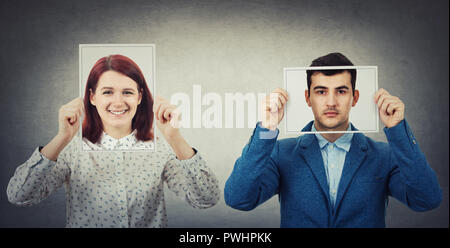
[305,89,312,107]
[90,89,96,106]
[352,89,359,107]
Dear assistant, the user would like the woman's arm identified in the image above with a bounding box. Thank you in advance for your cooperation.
[7,97,83,206]
[41,98,84,161]
[154,96,219,208]
[160,140,220,209]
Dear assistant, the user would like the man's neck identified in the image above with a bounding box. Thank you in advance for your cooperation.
[320,133,344,143]
[314,121,350,143]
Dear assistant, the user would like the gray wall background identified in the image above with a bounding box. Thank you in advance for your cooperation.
[0,0,448,227]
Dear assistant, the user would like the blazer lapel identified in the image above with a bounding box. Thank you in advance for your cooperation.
[334,132,368,212]
[298,124,331,205]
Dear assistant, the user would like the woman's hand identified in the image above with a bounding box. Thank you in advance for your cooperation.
[153,96,194,160]
[57,98,85,143]
[153,96,182,140]
[41,98,84,161]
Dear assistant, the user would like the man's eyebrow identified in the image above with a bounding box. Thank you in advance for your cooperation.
[335,85,350,90]
[313,86,328,90]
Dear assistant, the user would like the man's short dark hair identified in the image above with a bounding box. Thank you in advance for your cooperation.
[306,52,356,95]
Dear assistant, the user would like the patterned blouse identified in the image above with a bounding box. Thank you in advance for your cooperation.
[7,131,220,228]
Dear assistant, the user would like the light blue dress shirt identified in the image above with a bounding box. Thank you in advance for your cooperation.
[312,123,353,208]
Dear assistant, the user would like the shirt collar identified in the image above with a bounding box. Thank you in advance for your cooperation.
[312,122,353,152]
[99,129,138,150]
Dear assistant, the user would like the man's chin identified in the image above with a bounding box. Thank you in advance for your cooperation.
[316,119,348,131]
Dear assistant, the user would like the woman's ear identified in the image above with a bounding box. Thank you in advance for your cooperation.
[89,89,96,106]
[138,89,142,105]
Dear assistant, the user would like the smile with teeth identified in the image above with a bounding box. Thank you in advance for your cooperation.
[108,109,128,115]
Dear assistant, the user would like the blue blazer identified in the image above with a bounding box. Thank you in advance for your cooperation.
[224,120,442,227]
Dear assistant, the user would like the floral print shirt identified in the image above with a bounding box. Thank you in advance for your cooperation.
[7,132,220,227]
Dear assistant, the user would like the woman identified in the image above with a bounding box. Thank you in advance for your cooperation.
[7,54,220,227]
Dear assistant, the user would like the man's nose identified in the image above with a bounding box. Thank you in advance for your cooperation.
[326,92,337,107]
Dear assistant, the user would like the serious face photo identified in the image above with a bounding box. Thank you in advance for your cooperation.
[306,70,359,131]
[285,66,378,134]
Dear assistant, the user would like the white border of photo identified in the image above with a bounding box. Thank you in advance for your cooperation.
[78,44,156,151]
[284,66,379,134]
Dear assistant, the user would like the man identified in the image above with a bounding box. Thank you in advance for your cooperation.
[224,52,442,227]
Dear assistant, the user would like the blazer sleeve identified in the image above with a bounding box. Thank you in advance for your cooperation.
[385,119,442,211]
[224,122,281,211]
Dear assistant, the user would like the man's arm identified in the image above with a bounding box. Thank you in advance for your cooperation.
[385,120,442,211]
[224,123,281,211]
[375,88,442,211]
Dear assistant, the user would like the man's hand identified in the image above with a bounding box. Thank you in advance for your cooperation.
[260,88,289,130]
[374,88,405,128]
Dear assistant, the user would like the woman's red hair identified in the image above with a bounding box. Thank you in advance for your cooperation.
[82,54,154,143]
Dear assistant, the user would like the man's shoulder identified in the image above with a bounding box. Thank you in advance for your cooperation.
[276,134,312,151]
[356,133,390,153]
[277,136,300,146]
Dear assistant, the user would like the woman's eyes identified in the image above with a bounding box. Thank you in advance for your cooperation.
[102,91,134,95]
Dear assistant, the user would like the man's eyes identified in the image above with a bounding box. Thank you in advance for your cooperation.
[314,90,347,95]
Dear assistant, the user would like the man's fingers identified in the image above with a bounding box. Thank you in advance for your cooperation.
[278,93,287,108]
[381,98,397,115]
[273,88,289,101]
[377,93,390,109]
[267,93,288,112]
[386,102,400,115]
[374,88,390,104]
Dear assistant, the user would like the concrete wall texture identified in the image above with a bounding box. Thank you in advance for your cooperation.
[0,0,448,227]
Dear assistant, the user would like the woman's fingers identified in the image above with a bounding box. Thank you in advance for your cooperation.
[153,96,178,123]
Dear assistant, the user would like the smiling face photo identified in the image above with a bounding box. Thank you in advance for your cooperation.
[79,45,155,151]
[90,70,142,135]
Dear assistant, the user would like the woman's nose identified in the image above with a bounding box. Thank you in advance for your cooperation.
[111,93,125,104]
